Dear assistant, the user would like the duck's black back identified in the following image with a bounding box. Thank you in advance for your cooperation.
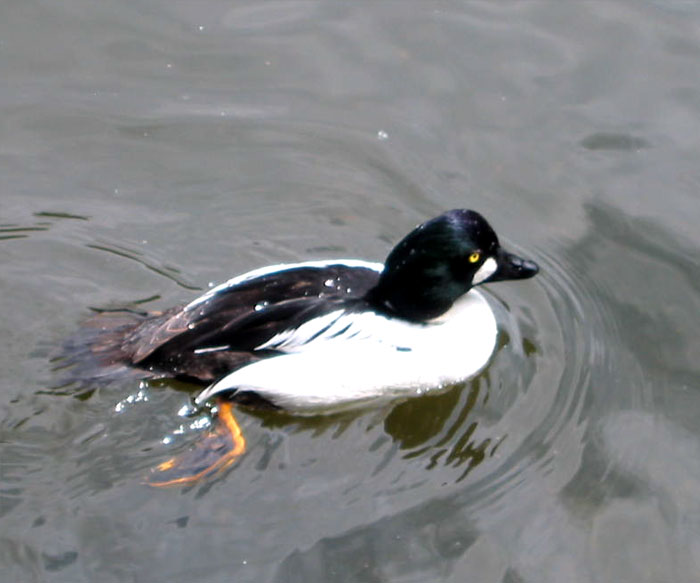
[57,263,381,386]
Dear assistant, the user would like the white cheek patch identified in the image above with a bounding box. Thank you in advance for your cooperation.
[472,257,498,284]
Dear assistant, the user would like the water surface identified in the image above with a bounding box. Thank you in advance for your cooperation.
[2,2,700,582]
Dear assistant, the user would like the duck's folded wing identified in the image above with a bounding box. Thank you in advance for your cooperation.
[132,297,356,382]
[126,262,382,366]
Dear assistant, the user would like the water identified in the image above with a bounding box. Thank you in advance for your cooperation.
[2,2,700,582]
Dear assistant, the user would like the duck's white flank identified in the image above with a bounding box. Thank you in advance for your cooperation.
[185,259,384,311]
[195,289,498,413]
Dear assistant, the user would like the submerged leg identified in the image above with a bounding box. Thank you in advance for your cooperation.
[147,400,246,487]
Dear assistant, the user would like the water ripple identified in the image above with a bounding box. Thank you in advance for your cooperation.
[85,241,201,291]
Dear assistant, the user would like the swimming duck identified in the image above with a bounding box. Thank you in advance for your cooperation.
[63,209,538,486]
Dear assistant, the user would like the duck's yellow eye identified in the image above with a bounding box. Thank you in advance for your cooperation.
[468,252,481,263]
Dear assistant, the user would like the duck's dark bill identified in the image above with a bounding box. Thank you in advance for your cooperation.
[488,249,539,282]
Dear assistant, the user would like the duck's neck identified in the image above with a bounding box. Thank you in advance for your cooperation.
[364,269,465,322]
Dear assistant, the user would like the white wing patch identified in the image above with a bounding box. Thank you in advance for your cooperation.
[256,309,392,351]
[193,345,231,355]
[256,309,346,351]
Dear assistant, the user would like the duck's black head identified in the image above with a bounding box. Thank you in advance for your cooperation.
[366,209,539,321]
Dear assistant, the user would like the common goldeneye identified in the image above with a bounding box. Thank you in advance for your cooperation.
[62,209,538,486]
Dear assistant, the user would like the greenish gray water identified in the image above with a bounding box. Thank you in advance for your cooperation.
[2,2,700,582]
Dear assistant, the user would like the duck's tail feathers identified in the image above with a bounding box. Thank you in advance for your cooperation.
[52,310,157,390]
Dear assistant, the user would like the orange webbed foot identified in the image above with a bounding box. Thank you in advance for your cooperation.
[146,400,246,488]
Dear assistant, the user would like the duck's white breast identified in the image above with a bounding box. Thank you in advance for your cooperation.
[197,289,497,413]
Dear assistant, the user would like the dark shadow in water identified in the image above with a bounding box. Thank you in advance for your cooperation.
[85,242,201,291]
[560,200,700,508]
[272,490,482,583]
[571,201,699,389]
[34,211,90,221]
[0,210,89,242]
[0,224,50,241]
[579,133,650,151]
[384,380,492,481]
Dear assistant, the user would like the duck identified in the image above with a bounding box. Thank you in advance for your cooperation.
[61,209,538,486]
